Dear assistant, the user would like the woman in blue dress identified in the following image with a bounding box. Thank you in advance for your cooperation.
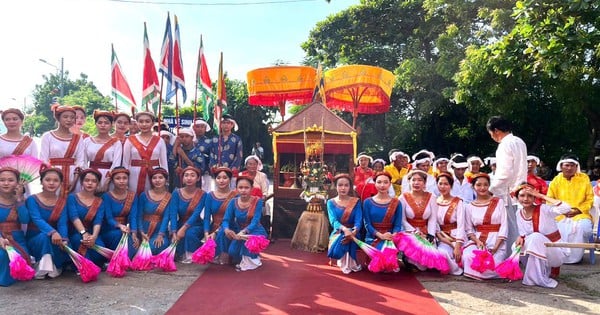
[67,168,107,267]
[26,167,68,279]
[0,167,30,286]
[100,167,137,252]
[203,167,237,264]
[131,167,172,255]
[327,173,363,274]
[222,175,266,271]
[363,171,403,251]
[173,166,207,263]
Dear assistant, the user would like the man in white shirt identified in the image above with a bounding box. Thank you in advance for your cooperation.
[486,116,528,246]
[450,155,474,203]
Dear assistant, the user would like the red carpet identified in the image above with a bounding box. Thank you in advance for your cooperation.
[167,240,447,315]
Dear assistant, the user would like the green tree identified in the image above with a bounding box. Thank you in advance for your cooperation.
[455,0,600,167]
[27,72,112,136]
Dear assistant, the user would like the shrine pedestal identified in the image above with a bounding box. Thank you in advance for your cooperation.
[291,199,330,252]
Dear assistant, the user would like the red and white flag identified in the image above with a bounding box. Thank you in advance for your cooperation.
[111,44,136,113]
[142,23,160,114]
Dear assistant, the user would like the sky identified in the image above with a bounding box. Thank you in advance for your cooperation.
[0,0,360,112]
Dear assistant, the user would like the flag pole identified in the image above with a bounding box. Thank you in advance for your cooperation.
[193,35,201,123]
[175,87,180,134]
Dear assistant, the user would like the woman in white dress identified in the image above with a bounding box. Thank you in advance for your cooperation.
[0,108,38,158]
[462,173,508,280]
[513,183,571,288]
[39,105,85,197]
[83,110,123,192]
[399,169,438,270]
[121,111,168,195]
[435,171,465,275]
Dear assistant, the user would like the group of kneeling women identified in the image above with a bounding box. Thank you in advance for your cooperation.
[0,165,268,286]
[327,170,570,288]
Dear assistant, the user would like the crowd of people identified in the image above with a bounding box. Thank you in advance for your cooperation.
[0,107,597,291]
[335,116,598,288]
[0,106,270,287]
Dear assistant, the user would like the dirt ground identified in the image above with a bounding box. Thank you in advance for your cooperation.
[1,245,598,315]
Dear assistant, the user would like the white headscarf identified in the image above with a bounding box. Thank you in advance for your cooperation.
[244,155,263,171]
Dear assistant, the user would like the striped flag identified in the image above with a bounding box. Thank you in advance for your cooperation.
[196,35,213,121]
[168,15,186,103]
[214,52,226,134]
[159,12,174,101]
[142,23,160,114]
[111,44,136,113]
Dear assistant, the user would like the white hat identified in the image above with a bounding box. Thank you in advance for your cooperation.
[373,158,386,166]
[356,152,373,164]
[244,155,263,171]
[467,156,484,171]
[193,118,211,132]
[527,155,540,165]
[484,157,497,166]
[555,156,580,173]
[412,151,433,168]
[178,127,196,138]
[412,149,435,162]
[433,157,450,173]
[389,151,409,163]
[221,114,238,131]
[159,130,175,145]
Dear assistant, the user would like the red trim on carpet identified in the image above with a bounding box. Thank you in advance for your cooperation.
[168,240,447,315]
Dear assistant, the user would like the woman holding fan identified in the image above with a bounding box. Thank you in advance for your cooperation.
[173,166,207,263]
[131,167,172,255]
[222,175,266,271]
[0,108,38,158]
[462,173,508,280]
[0,167,31,286]
[66,168,107,267]
[83,110,122,192]
[40,105,85,197]
[435,171,466,276]
[122,111,168,195]
[203,167,237,264]
[100,167,136,252]
[363,171,403,250]
[25,167,68,279]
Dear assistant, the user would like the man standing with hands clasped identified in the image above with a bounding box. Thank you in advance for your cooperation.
[486,116,528,247]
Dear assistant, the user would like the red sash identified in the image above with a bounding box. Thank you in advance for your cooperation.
[240,196,260,230]
[210,191,237,233]
[77,197,102,256]
[478,197,500,243]
[532,205,561,242]
[0,206,31,265]
[144,193,171,237]
[11,135,33,155]
[129,135,161,194]
[340,197,359,228]
[113,191,135,226]
[404,192,432,231]
[49,197,67,226]
[440,197,461,234]
[371,198,398,247]
[180,189,205,224]
[50,133,81,197]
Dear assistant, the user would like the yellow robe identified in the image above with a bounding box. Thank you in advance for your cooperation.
[547,172,593,221]
[384,164,408,197]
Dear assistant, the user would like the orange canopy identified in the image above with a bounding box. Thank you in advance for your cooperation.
[324,65,395,118]
[247,66,316,106]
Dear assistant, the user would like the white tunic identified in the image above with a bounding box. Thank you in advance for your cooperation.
[462,198,508,279]
[451,177,474,203]
[83,137,123,188]
[516,203,571,288]
[436,198,466,275]
[121,134,168,194]
[399,192,438,236]
[0,135,39,158]
[39,131,85,194]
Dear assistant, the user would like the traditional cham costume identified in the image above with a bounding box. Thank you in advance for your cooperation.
[170,188,206,261]
[99,191,137,251]
[83,137,122,189]
[25,195,68,278]
[436,197,466,275]
[462,197,508,279]
[131,191,172,254]
[327,197,363,274]
[40,132,84,196]
[122,134,168,195]
[222,196,266,271]
[203,191,238,258]
[363,197,403,250]
[66,193,106,266]
[0,202,30,286]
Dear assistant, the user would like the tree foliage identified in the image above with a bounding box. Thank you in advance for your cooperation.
[302,0,598,169]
